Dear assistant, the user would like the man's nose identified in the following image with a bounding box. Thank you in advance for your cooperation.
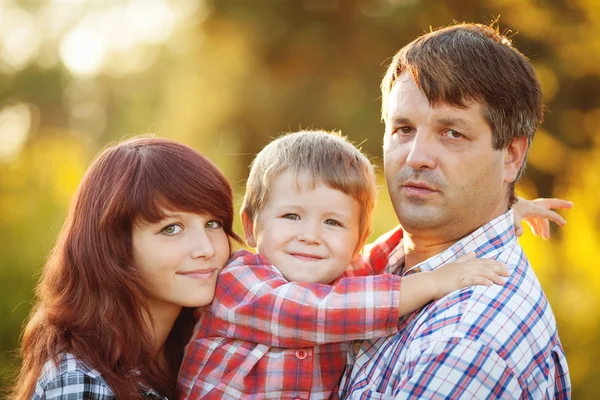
[190,231,216,259]
[405,131,437,170]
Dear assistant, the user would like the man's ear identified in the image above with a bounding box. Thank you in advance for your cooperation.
[241,211,257,248]
[503,136,529,184]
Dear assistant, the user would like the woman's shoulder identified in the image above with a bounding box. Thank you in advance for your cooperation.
[33,353,115,399]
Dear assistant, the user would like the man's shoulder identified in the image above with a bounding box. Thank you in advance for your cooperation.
[406,254,559,364]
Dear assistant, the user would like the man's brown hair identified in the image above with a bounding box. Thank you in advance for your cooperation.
[381,23,543,204]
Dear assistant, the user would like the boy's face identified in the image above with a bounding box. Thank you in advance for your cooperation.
[243,170,361,284]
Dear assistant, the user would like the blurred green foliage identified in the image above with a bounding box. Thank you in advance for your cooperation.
[1,0,599,397]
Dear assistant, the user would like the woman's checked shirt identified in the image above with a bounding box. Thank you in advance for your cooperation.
[32,353,165,399]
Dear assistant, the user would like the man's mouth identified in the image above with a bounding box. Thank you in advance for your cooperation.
[402,180,438,196]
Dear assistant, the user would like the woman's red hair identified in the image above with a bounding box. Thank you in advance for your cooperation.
[11,137,241,399]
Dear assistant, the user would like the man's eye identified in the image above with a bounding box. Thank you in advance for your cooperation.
[283,214,300,220]
[324,219,342,227]
[445,129,463,139]
[206,220,223,229]
[392,126,412,136]
[161,224,182,235]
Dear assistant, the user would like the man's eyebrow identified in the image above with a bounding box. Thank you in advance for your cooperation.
[436,117,470,129]
[387,116,412,125]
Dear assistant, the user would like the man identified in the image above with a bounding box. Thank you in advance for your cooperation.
[339,23,571,399]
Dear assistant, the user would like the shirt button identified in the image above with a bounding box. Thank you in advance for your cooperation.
[295,349,308,359]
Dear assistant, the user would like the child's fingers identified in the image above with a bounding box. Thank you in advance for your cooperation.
[480,260,510,277]
[524,206,566,226]
[533,198,573,210]
[461,275,494,287]
[514,220,524,237]
[465,259,509,276]
[541,218,551,240]
[468,266,509,286]
[525,218,541,237]
[485,260,510,276]
[455,252,476,263]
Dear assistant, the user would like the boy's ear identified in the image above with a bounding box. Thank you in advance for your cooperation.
[241,211,257,248]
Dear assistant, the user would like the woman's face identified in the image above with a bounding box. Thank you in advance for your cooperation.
[132,210,230,316]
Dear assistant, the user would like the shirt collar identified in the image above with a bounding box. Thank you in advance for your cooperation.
[402,209,516,276]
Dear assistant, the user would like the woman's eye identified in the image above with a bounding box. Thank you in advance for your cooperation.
[206,220,223,229]
[283,213,300,220]
[161,224,182,235]
[324,219,342,227]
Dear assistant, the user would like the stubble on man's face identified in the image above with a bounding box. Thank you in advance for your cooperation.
[383,74,508,243]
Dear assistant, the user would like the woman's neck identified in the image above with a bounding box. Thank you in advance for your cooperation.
[144,299,182,355]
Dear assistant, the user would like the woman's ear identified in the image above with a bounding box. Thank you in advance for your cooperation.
[241,211,257,248]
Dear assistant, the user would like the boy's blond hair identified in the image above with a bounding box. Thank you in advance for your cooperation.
[241,130,376,253]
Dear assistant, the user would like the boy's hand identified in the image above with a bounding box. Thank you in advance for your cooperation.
[513,197,573,240]
[430,253,509,300]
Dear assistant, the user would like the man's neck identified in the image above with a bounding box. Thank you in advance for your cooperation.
[402,234,459,270]
[402,201,511,270]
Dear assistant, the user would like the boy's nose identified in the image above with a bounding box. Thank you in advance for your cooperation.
[297,223,322,244]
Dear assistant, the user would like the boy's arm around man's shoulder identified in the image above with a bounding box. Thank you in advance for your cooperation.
[344,225,404,278]
[204,248,403,348]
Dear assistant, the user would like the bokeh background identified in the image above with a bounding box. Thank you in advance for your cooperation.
[0,0,598,397]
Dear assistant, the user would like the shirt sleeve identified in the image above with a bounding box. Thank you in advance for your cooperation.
[396,337,521,399]
[197,249,402,348]
[343,225,404,278]
[38,369,116,400]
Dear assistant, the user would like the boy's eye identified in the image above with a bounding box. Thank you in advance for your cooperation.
[324,219,342,227]
[282,213,300,221]
[161,224,182,235]
[206,220,223,229]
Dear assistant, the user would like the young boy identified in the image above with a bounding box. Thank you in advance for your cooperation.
[177,130,512,399]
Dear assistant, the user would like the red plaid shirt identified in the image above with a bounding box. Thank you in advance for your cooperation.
[178,228,404,400]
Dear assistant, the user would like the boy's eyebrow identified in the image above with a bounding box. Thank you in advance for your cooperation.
[325,210,353,220]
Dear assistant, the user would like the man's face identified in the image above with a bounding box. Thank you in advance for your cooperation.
[384,73,512,241]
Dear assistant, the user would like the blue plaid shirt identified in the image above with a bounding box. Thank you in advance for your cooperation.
[32,353,165,399]
[339,210,571,399]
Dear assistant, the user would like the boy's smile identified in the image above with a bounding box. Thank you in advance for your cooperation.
[243,170,361,284]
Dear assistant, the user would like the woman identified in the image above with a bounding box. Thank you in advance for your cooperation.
[11,137,241,399]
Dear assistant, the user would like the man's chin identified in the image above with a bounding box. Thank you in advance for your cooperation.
[396,205,447,231]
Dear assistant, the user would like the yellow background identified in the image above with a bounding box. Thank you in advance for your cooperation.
[0,1,598,397]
